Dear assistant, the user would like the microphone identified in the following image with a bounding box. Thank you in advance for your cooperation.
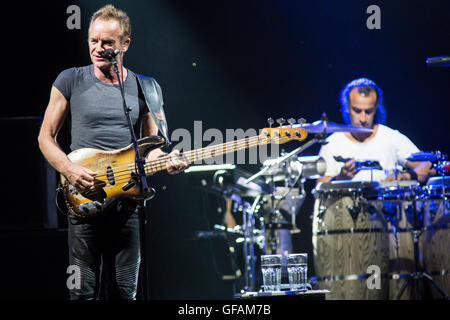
[426,56,450,67]
[101,49,120,60]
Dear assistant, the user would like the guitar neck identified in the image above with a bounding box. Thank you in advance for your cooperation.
[143,126,307,175]
[144,134,269,175]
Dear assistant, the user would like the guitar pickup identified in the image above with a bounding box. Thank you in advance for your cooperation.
[107,166,115,185]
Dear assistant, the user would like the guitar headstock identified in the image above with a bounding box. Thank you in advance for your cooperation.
[259,117,308,144]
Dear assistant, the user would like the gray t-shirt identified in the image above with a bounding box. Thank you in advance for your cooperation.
[53,65,149,151]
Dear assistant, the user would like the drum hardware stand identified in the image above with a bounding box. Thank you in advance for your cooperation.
[213,224,244,292]
[245,117,327,186]
[433,151,448,200]
[393,162,404,185]
[394,186,449,300]
[316,199,327,222]
[260,142,308,249]
[243,133,326,247]
[241,195,263,292]
[291,178,306,234]
[267,161,304,232]
[242,122,322,292]
[347,191,362,222]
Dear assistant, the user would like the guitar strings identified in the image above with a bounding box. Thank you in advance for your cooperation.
[88,137,268,186]
[90,135,268,180]
[88,135,291,188]
[95,135,265,178]
[87,135,292,187]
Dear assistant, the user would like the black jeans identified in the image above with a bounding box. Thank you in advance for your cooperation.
[67,200,141,300]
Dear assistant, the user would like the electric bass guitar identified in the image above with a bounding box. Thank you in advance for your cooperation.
[60,126,307,218]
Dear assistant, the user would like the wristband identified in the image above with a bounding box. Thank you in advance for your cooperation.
[406,168,418,181]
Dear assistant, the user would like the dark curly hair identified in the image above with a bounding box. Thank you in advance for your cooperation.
[339,78,386,125]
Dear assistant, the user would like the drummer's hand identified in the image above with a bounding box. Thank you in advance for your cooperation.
[382,172,410,182]
[336,160,357,180]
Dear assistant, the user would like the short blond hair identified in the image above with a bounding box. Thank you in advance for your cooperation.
[88,4,131,45]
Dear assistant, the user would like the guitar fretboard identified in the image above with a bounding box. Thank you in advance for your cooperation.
[144,134,271,174]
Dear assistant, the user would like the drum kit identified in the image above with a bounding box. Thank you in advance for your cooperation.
[311,153,449,299]
[197,115,449,299]
[208,155,318,292]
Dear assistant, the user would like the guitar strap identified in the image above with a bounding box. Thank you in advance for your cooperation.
[134,73,170,144]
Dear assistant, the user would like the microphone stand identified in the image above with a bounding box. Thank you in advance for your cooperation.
[111,54,150,300]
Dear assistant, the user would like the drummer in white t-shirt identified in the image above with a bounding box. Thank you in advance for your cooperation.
[317,78,431,184]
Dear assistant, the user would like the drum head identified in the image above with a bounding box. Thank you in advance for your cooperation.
[378,180,420,199]
[314,180,381,198]
[425,176,450,197]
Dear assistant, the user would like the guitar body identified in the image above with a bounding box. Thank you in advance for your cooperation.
[61,136,165,218]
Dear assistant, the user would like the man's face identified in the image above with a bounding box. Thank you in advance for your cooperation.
[348,88,377,128]
[88,18,129,70]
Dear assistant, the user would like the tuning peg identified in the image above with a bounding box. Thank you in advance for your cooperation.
[267,118,275,128]
[287,118,296,126]
[276,118,286,126]
[297,118,306,125]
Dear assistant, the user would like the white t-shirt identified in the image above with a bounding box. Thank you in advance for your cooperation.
[318,124,420,181]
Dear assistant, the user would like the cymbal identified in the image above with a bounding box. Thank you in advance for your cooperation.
[235,177,271,197]
[292,120,373,134]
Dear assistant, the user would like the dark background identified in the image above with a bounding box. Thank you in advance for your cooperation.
[0,0,449,299]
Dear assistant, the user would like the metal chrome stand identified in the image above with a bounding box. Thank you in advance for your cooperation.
[241,195,264,292]
[111,55,151,300]
[394,186,448,300]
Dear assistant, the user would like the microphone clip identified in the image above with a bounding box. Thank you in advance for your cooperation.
[101,49,120,60]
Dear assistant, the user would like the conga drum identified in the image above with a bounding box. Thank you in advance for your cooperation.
[421,176,450,298]
[312,181,390,300]
[378,180,421,300]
